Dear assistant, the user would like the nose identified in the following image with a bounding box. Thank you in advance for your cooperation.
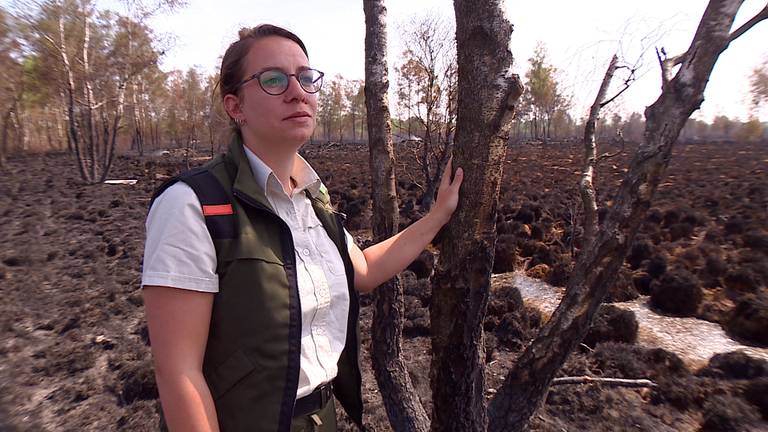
[283,75,308,103]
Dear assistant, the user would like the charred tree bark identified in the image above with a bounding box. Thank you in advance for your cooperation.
[364,1,429,431]
[430,0,522,431]
[488,2,767,430]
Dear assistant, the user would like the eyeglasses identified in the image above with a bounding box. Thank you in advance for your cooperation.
[236,68,324,96]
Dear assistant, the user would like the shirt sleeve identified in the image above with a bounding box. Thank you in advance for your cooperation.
[344,228,357,253]
[141,181,219,292]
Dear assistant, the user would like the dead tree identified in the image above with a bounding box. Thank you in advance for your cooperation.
[364,1,430,430]
[488,2,768,430]
[429,0,523,430]
[579,53,638,246]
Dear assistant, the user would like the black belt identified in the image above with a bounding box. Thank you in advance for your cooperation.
[294,382,333,417]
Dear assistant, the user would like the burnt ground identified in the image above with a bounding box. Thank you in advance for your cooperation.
[0,140,767,431]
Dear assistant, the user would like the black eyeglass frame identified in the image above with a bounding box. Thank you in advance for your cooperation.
[235,68,325,96]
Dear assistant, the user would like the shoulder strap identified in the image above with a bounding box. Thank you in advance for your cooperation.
[149,166,237,240]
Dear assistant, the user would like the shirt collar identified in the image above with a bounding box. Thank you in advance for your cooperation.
[242,146,322,197]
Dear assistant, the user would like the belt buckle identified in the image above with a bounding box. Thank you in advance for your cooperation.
[320,382,332,406]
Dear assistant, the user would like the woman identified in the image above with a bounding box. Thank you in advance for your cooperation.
[142,24,463,432]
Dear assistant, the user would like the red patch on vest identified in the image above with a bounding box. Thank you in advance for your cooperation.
[202,204,233,216]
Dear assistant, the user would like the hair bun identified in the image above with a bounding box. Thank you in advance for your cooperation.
[238,27,253,40]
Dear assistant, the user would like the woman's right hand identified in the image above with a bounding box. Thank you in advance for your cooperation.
[429,157,464,226]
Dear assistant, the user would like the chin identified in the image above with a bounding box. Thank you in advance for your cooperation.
[286,128,315,143]
[281,132,313,147]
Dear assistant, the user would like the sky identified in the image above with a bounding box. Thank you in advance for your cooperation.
[88,0,768,122]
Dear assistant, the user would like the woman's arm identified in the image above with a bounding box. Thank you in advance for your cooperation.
[349,160,464,292]
[143,286,220,432]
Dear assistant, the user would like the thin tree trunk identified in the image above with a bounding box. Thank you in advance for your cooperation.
[65,78,87,181]
[44,106,53,151]
[0,104,12,167]
[14,99,27,152]
[580,54,618,247]
[132,82,145,155]
[418,133,433,210]
[364,1,430,430]
[82,13,98,182]
[421,141,451,212]
[487,2,767,430]
[58,90,71,153]
[100,83,126,183]
[152,116,159,149]
[430,0,522,430]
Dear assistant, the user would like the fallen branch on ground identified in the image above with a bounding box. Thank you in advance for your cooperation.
[552,376,658,388]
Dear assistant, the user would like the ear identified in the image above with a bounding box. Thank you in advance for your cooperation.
[223,93,243,121]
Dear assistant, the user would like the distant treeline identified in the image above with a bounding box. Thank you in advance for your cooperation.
[1,3,765,173]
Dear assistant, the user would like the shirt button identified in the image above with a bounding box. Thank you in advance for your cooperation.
[302,249,310,256]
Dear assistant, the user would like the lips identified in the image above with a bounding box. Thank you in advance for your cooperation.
[283,111,312,120]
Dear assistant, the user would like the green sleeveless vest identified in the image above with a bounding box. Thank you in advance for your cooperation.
[154,136,363,431]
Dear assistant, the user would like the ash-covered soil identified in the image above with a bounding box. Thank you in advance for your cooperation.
[1,140,767,431]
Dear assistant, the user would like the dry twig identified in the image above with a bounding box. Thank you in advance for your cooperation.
[552,376,658,388]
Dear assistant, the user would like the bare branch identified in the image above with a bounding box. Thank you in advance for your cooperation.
[726,4,768,46]
[599,66,637,108]
[596,131,626,162]
[552,376,658,388]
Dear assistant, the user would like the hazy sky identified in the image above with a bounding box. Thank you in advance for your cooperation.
[87,1,768,122]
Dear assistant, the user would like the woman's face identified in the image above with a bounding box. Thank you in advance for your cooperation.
[234,36,318,148]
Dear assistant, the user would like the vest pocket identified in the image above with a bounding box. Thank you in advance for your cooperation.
[207,349,257,400]
[218,236,285,266]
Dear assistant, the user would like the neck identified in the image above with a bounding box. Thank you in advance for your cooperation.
[242,134,300,195]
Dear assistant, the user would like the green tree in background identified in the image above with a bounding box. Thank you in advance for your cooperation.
[522,43,570,141]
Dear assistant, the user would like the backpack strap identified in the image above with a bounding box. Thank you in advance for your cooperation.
[150,167,238,240]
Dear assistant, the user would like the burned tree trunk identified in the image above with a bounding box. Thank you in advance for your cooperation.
[363,0,429,430]
[488,2,768,431]
[429,0,522,431]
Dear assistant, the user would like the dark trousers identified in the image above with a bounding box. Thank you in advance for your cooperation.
[291,398,337,432]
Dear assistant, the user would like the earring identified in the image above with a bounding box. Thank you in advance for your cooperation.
[235,117,247,126]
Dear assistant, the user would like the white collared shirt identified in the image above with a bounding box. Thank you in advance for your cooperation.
[142,147,353,399]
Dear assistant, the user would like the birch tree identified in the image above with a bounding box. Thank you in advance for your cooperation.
[17,0,172,183]
[364,1,430,430]
[522,43,569,141]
